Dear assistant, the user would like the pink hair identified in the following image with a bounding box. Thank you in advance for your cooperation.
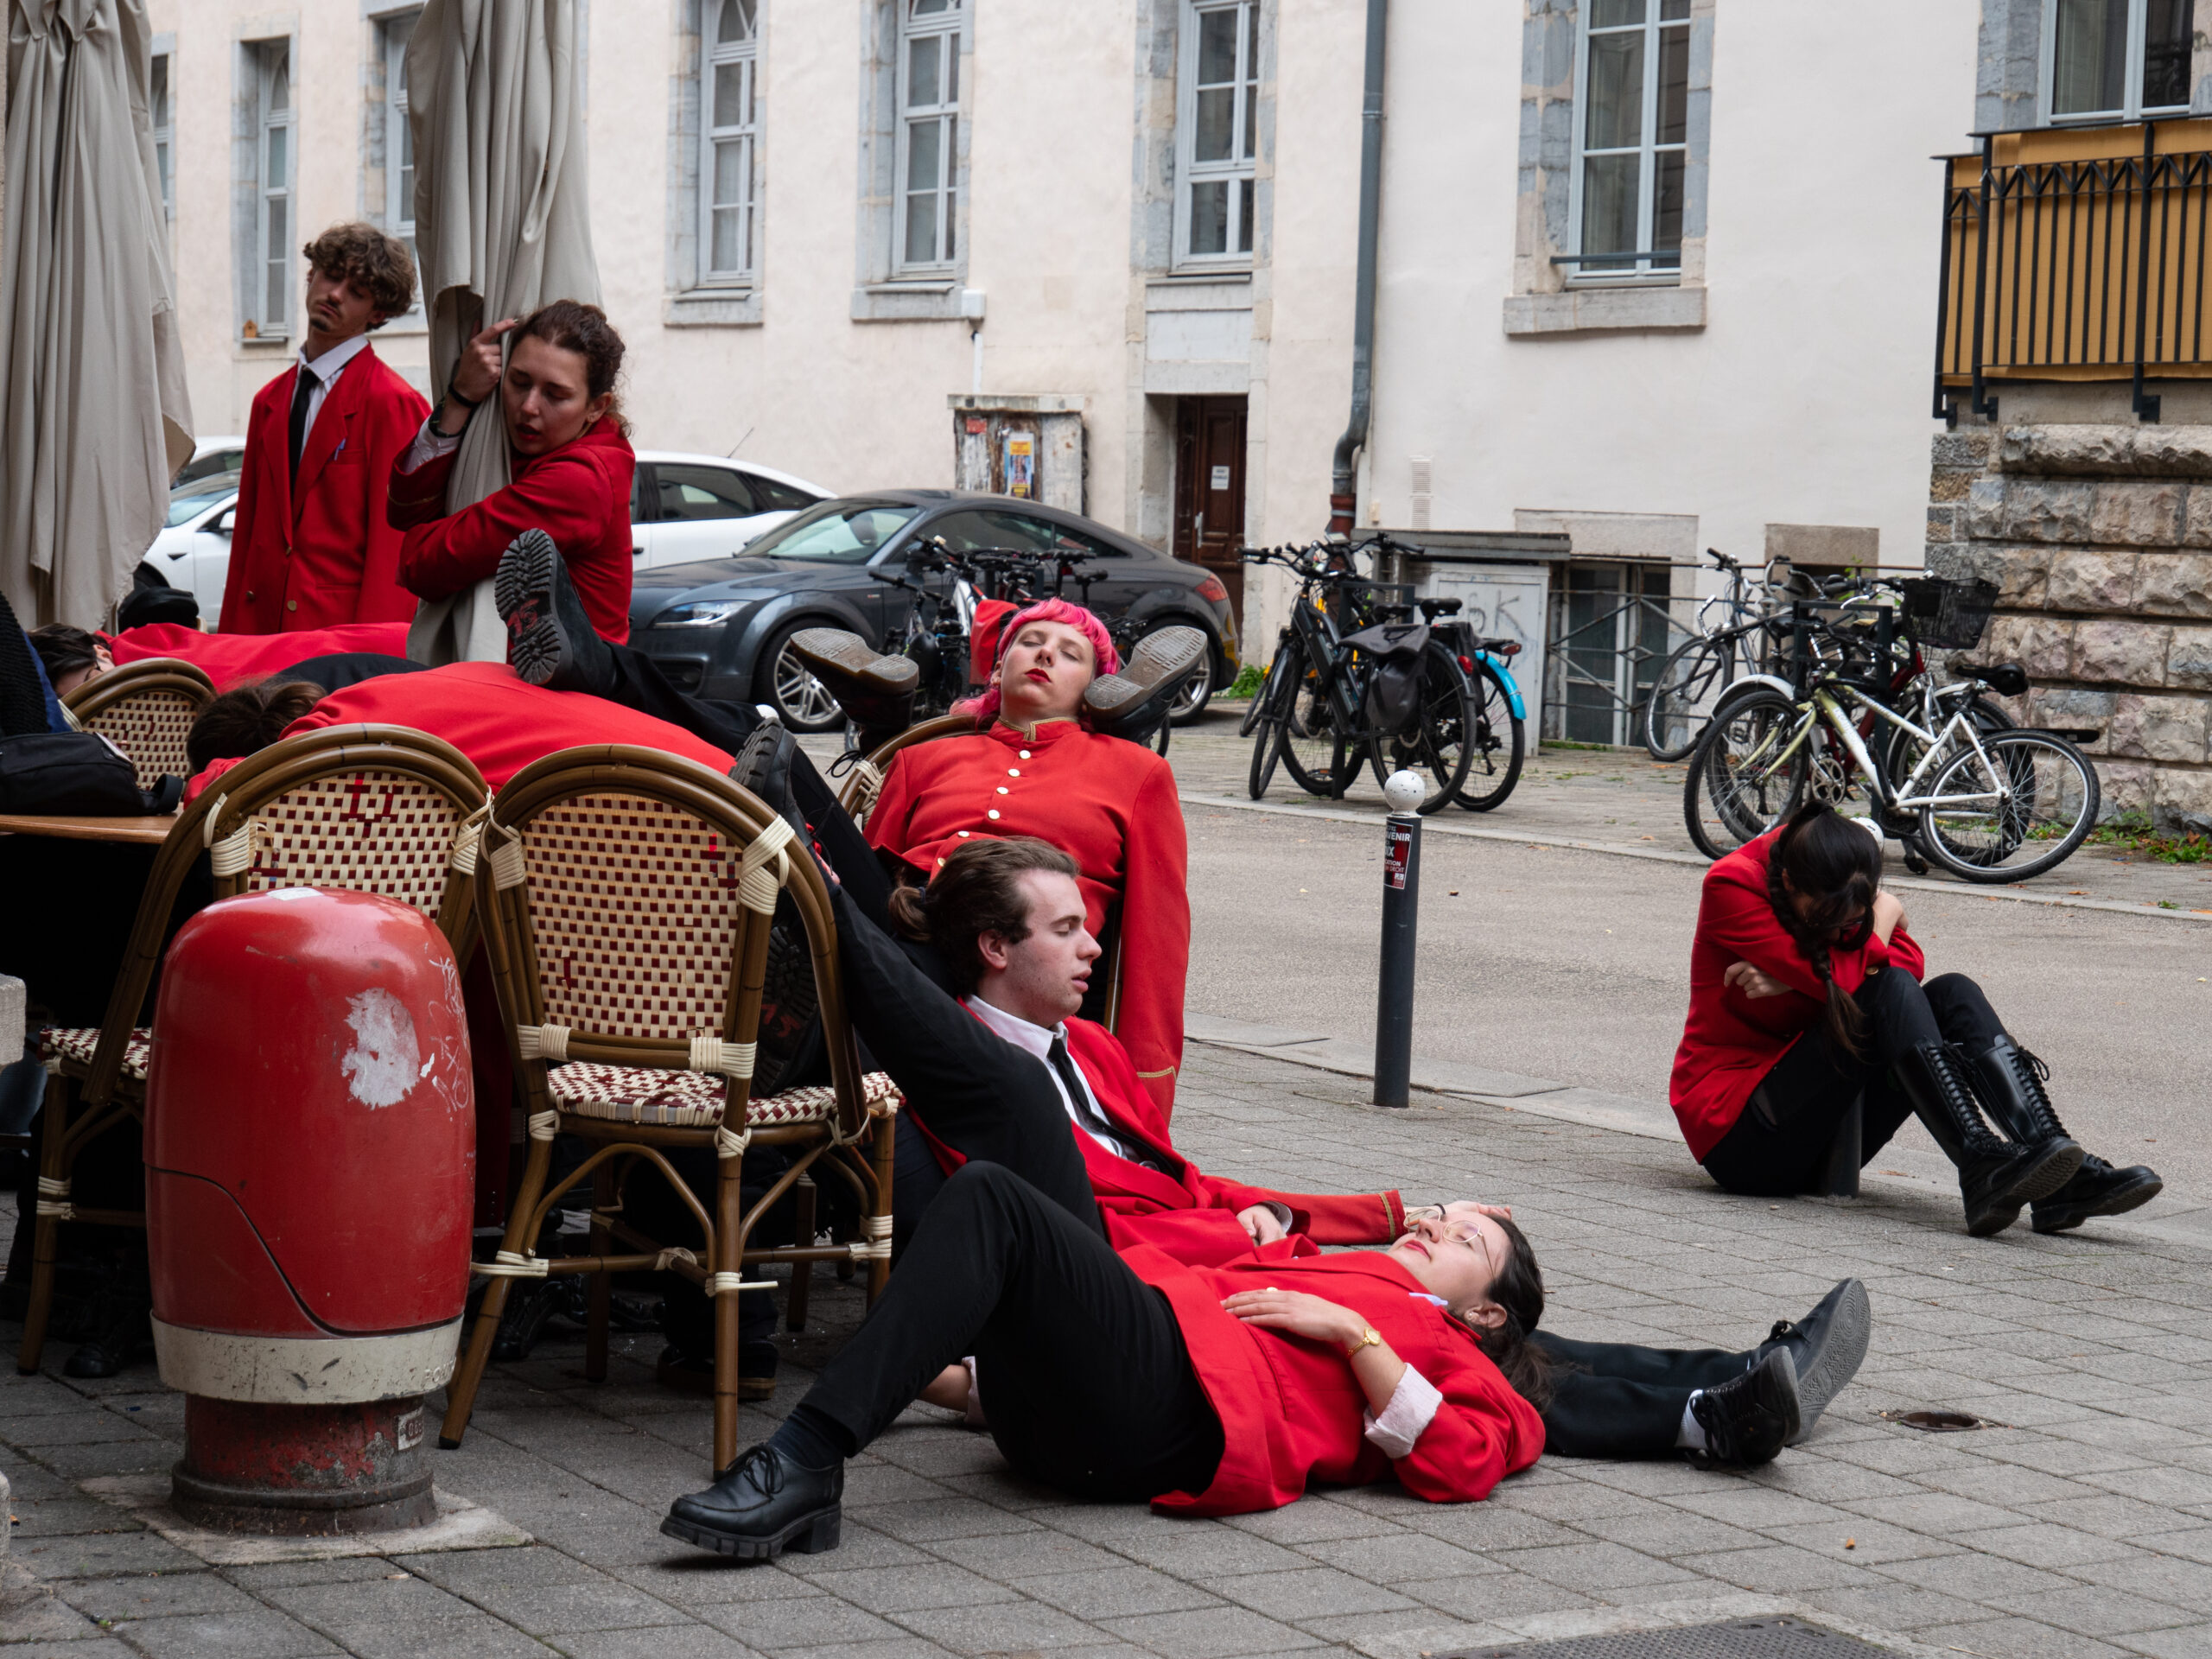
[954,596,1121,728]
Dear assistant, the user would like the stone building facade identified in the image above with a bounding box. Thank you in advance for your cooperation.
[1929,425,2212,833]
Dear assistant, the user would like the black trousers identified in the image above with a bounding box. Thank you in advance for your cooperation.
[803,1160,1223,1501]
[1535,1332,1768,1459]
[1702,972,2006,1198]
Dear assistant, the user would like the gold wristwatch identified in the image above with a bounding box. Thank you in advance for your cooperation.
[1344,1326,1382,1357]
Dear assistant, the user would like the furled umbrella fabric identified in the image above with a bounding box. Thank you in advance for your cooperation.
[0,0,194,627]
[403,0,599,665]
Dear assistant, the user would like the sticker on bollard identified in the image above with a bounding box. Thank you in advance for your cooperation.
[1385,821,1413,890]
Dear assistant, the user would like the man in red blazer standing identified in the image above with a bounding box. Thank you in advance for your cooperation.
[217,224,429,634]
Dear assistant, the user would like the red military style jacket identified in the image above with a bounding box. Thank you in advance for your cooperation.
[1123,1238,1546,1516]
[108,622,413,686]
[1669,829,1926,1161]
[388,417,635,644]
[866,718,1190,1116]
[218,344,429,633]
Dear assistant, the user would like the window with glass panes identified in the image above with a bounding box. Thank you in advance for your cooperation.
[255,44,294,334]
[896,0,960,272]
[151,52,174,225]
[1176,0,1258,264]
[382,12,419,288]
[2049,0,2194,121]
[1572,0,1688,279]
[702,0,760,280]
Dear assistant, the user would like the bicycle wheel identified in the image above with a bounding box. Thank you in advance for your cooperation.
[1241,639,1294,738]
[1685,688,1811,860]
[1452,657,1525,811]
[1883,694,2013,798]
[1643,632,1739,761]
[1368,643,1478,814]
[1914,730,2099,883]
[1277,641,1356,799]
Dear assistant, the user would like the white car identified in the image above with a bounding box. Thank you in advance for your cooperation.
[172,435,246,491]
[140,448,833,622]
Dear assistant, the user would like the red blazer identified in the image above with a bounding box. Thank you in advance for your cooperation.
[108,622,412,687]
[867,720,1189,1116]
[1123,1238,1545,1515]
[218,345,429,634]
[388,418,635,644]
[183,659,732,802]
[1669,830,1926,1160]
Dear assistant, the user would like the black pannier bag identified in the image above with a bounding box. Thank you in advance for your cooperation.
[1339,618,1429,733]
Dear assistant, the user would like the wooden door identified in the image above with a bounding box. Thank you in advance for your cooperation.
[1173,396,1249,616]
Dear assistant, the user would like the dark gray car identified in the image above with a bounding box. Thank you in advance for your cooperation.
[626,490,1241,731]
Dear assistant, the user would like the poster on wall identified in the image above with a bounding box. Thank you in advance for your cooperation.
[1002,431,1037,499]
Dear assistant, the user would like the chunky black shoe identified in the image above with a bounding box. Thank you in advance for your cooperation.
[1897,1039,2081,1237]
[64,1298,151,1379]
[495,527,614,696]
[1083,626,1207,742]
[1688,1347,1800,1468]
[488,1277,567,1363]
[2031,1154,2164,1235]
[1755,1279,1870,1444]
[787,629,918,747]
[663,1444,842,1559]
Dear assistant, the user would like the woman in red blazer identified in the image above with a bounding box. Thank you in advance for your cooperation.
[1673,804,2156,1236]
[663,1160,1548,1558]
[865,598,1190,1116]
[388,301,634,644]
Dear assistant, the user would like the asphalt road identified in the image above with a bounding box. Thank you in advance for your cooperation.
[1182,796,2212,1188]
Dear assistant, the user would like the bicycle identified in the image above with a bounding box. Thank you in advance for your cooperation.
[1238,542,1479,814]
[1642,548,1794,762]
[1685,579,2099,883]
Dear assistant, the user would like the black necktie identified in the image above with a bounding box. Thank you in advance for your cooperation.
[1046,1033,1156,1170]
[288,362,315,486]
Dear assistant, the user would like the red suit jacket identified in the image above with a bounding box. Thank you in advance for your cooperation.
[1669,830,1926,1160]
[867,720,1189,1116]
[1124,1239,1545,1515]
[218,344,429,634]
[388,418,635,644]
[108,622,413,687]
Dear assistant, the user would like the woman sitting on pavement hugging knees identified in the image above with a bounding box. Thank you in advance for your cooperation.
[1672,802,2159,1236]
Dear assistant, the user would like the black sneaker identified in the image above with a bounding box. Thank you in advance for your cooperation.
[1756,1279,1870,1444]
[1688,1347,1800,1468]
[495,527,613,696]
[2031,1154,2164,1234]
[663,1444,842,1560]
[1083,626,1207,742]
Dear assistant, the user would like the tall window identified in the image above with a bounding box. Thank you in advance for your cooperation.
[2049,0,2194,121]
[253,43,294,336]
[703,0,760,281]
[151,51,174,225]
[1571,0,1688,280]
[382,11,420,280]
[1175,0,1258,265]
[895,0,960,272]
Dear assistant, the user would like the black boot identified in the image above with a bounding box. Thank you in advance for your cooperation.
[1897,1039,2081,1237]
[1753,1279,1870,1444]
[1083,626,1208,743]
[495,527,616,696]
[1687,1347,1799,1468]
[1963,1037,2163,1234]
[64,1260,154,1379]
[787,629,918,751]
[663,1444,842,1559]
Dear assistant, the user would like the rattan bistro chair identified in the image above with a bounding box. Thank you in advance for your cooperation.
[440,746,899,1474]
[17,727,489,1374]
[61,658,216,789]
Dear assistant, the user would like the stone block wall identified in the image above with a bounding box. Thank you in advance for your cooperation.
[1926,423,2212,832]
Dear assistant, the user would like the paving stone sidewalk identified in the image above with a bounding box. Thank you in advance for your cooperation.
[8,1039,2212,1658]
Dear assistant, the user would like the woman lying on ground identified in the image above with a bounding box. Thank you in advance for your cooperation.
[1672,803,2159,1236]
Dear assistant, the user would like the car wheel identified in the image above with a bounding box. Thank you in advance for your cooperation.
[756,620,849,733]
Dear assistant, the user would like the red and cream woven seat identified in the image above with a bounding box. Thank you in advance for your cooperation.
[38,1027,151,1082]
[62,658,215,790]
[550,1062,900,1131]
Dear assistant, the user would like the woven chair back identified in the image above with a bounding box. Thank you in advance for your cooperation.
[64,658,216,790]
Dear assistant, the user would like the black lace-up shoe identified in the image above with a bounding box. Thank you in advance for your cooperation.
[495,527,614,696]
[1755,1279,1870,1444]
[787,629,918,746]
[2031,1154,2164,1234]
[1688,1347,1800,1469]
[1083,626,1208,742]
[663,1444,842,1559]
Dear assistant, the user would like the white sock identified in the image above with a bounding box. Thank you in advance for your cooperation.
[1675,1391,1707,1451]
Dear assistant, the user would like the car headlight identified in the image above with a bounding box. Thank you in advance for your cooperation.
[652,600,752,629]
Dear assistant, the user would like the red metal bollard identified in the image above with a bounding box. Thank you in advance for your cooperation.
[145,888,474,1535]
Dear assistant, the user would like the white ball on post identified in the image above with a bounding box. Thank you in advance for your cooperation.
[1382,770,1425,814]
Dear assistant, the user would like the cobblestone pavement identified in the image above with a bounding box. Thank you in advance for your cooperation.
[10,1039,2212,1657]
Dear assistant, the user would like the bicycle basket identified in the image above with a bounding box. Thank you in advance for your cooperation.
[1899,577,1999,650]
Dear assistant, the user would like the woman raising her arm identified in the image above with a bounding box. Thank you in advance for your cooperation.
[1671,803,2158,1236]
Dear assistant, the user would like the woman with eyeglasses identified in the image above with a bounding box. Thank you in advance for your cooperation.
[1672,803,2158,1236]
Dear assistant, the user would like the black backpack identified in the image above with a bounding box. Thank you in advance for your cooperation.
[0,730,182,816]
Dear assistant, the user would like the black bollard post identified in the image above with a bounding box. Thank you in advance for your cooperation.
[1374,772,1425,1108]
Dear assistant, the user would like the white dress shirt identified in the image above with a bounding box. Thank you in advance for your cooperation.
[400,408,467,474]
[963,995,1159,1169]
[293,334,370,454]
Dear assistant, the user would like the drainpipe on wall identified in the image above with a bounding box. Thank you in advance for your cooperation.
[1327,0,1389,537]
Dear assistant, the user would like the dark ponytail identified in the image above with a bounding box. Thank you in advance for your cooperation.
[1764,804,1882,1062]
[1462,1216,1554,1412]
